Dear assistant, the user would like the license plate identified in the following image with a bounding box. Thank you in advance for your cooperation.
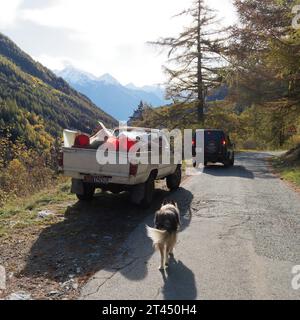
[84,175,110,184]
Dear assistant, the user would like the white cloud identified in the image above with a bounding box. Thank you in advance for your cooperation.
[3,0,237,86]
[32,54,73,71]
[0,0,22,28]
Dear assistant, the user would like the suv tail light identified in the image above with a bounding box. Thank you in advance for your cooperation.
[74,134,90,148]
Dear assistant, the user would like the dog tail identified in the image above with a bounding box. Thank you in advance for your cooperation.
[146,226,168,245]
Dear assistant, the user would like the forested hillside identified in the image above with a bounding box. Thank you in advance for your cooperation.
[0,33,117,206]
[130,100,299,150]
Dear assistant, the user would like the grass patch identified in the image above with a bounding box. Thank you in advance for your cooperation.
[0,179,76,238]
[272,156,300,188]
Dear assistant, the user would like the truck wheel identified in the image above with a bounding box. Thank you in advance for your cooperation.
[76,183,95,201]
[166,165,182,191]
[140,174,155,208]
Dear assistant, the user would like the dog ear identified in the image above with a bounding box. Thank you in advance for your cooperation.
[171,200,177,207]
[162,199,169,206]
[162,199,178,207]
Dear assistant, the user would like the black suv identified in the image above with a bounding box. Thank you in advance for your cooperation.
[192,129,235,167]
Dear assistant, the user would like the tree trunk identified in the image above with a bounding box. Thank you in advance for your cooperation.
[197,0,204,123]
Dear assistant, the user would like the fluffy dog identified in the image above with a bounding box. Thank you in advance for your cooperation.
[146,200,181,270]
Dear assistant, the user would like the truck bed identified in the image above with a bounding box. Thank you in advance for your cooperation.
[62,147,172,185]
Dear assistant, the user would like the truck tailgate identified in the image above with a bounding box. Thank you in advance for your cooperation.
[62,147,130,177]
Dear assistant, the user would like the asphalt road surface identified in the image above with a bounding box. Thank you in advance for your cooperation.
[81,152,300,300]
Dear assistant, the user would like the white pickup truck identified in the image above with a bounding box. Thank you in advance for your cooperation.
[59,125,182,207]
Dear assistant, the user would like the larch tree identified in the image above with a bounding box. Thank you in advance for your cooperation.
[227,0,300,107]
[226,0,300,146]
[151,0,228,123]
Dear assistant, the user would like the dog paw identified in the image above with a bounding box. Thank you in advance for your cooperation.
[159,265,168,271]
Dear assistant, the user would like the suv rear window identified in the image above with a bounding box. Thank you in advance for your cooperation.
[204,131,225,142]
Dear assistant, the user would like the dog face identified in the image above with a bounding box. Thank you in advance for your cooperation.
[155,200,180,233]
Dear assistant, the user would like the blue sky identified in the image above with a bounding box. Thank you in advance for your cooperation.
[0,0,237,86]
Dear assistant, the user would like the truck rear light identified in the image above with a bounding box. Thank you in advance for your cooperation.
[58,151,64,167]
[129,163,138,176]
[74,134,90,148]
[192,139,196,147]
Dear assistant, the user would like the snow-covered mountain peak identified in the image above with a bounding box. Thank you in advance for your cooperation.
[98,73,121,86]
[55,66,97,84]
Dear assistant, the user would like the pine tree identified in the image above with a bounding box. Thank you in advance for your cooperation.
[129,101,152,125]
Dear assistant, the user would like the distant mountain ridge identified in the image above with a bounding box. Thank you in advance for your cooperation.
[55,66,171,121]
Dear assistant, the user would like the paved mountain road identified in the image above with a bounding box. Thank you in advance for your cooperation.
[81,152,300,300]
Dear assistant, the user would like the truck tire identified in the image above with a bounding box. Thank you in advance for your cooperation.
[140,173,155,208]
[166,165,182,191]
[76,183,95,201]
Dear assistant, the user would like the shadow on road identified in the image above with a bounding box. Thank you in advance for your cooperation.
[113,187,194,283]
[203,152,278,180]
[20,186,194,287]
[203,165,255,179]
[161,257,197,300]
